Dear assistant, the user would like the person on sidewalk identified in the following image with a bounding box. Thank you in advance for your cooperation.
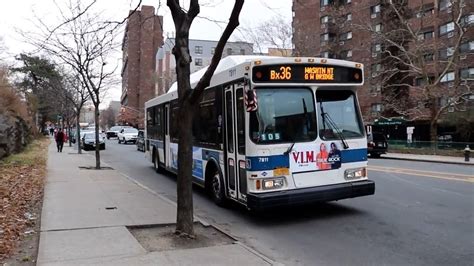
[55,129,65,152]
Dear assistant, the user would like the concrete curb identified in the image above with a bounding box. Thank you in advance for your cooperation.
[380,155,473,166]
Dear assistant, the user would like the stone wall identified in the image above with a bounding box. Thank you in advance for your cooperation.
[0,114,30,160]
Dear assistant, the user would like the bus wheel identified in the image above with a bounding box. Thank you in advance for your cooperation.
[210,169,226,206]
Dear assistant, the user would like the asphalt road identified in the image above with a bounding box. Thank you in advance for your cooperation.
[100,139,474,266]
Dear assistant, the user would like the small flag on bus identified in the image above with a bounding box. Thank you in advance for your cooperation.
[244,88,258,112]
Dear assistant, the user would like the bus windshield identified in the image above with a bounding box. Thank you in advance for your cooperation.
[250,87,317,144]
[317,89,364,140]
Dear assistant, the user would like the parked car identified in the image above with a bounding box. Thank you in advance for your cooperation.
[367,132,388,158]
[106,125,131,139]
[136,130,145,151]
[81,132,106,151]
[118,128,139,144]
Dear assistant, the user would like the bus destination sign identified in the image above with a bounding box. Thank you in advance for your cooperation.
[252,64,363,84]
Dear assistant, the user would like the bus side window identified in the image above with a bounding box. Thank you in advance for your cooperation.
[236,88,245,154]
[170,100,179,142]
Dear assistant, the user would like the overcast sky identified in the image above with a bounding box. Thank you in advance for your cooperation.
[0,0,292,106]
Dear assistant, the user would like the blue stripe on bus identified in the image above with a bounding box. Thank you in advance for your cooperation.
[246,148,367,171]
[246,155,289,171]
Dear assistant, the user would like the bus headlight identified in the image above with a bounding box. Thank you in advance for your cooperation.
[262,177,285,190]
[344,168,367,180]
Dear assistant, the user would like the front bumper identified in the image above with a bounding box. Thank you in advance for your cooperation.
[247,180,375,211]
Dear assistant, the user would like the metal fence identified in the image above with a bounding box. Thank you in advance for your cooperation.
[387,140,473,156]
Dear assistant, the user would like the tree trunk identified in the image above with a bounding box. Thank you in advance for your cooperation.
[430,119,438,142]
[67,118,72,147]
[76,116,82,154]
[94,106,101,169]
[176,103,194,236]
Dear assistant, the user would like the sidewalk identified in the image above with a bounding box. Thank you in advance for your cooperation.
[381,152,474,166]
[38,142,273,265]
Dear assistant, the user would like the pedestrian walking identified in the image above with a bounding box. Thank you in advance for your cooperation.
[56,128,65,152]
[49,127,54,136]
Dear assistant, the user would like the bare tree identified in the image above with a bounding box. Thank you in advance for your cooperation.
[100,106,117,130]
[27,0,120,168]
[357,0,471,141]
[63,74,90,153]
[167,0,244,237]
[237,16,292,55]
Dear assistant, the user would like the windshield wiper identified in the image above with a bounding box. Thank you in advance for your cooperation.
[319,102,349,149]
[284,142,296,155]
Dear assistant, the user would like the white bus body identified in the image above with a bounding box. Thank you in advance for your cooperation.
[145,56,374,210]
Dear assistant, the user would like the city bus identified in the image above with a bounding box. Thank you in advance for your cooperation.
[144,56,374,210]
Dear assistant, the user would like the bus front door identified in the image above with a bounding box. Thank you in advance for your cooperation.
[224,86,238,200]
[164,104,170,169]
[224,85,247,202]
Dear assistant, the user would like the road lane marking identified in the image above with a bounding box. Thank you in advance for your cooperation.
[368,165,474,183]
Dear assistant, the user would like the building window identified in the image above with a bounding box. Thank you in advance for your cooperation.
[322,51,329,58]
[375,24,382,32]
[415,76,434,86]
[321,15,330,24]
[439,22,455,36]
[371,63,382,73]
[211,47,215,54]
[227,48,233,55]
[440,71,455,83]
[460,41,474,53]
[439,47,454,59]
[416,6,434,18]
[240,49,246,55]
[320,0,332,7]
[321,33,335,43]
[371,103,383,112]
[370,84,381,95]
[371,4,381,16]
[340,31,352,40]
[423,52,434,62]
[339,0,351,4]
[460,68,474,79]
[372,43,382,53]
[340,50,352,59]
[195,58,203,66]
[460,14,474,27]
[439,0,452,11]
[418,30,434,40]
[194,46,203,54]
[346,13,352,22]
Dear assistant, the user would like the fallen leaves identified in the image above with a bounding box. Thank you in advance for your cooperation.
[0,138,48,261]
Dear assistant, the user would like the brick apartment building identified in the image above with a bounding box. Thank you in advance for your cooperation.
[155,38,253,95]
[121,6,163,127]
[292,0,473,141]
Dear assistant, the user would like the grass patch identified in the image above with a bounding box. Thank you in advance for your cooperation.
[1,137,50,167]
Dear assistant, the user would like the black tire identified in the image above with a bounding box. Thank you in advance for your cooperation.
[209,167,227,206]
[118,138,121,144]
[370,153,381,158]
